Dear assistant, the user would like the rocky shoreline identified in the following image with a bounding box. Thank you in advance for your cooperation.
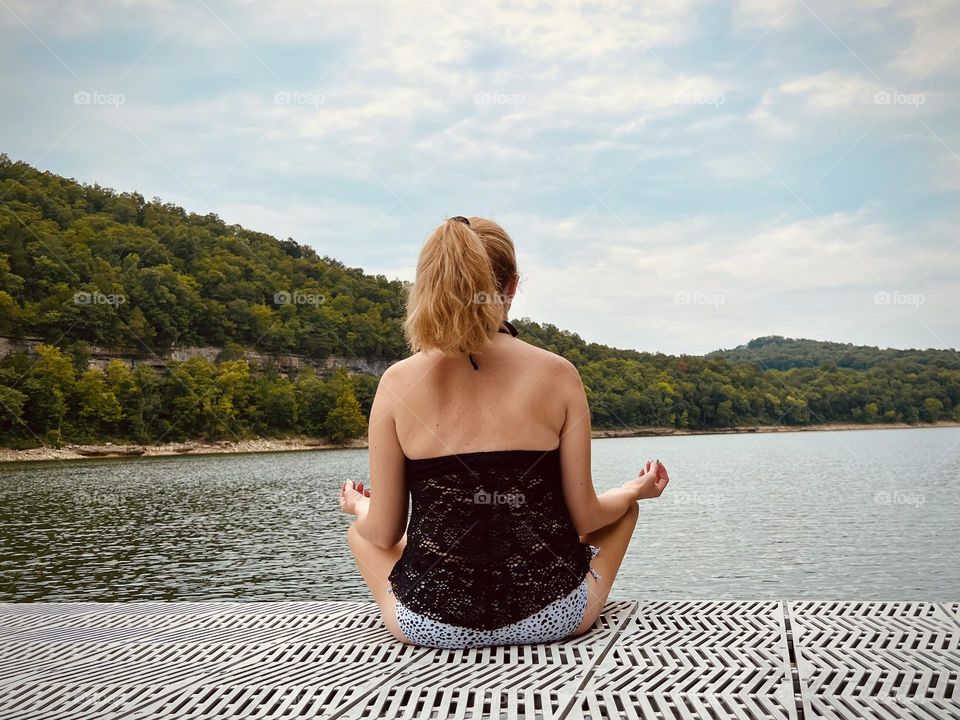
[590,420,960,438]
[0,436,367,463]
[2,421,957,463]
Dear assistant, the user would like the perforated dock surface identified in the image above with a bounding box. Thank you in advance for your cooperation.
[1,600,958,719]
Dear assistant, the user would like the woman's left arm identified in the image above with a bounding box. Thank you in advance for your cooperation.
[350,367,409,549]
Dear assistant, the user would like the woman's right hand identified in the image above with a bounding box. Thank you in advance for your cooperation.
[339,480,371,516]
[622,459,670,501]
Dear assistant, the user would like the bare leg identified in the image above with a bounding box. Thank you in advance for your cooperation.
[569,500,640,636]
[346,522,412,644]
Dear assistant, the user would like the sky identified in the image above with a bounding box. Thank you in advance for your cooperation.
[1,0,958,356]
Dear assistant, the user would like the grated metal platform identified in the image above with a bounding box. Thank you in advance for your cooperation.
[0,600,958,719]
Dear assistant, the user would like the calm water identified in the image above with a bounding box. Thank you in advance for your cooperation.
[1,427,958,602]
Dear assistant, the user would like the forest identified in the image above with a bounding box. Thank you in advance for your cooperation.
[1,154,958,448]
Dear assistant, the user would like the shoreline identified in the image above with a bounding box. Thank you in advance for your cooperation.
[0,436,367,464]
[2,421,958,464]
[590,420,960,439]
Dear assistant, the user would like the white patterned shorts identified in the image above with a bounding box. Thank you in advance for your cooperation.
[388,544,602,649]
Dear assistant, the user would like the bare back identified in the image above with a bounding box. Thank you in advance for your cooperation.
[389,332,569,460]
[364,325,603,548]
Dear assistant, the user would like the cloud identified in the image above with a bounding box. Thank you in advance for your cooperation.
[512,210,960,354]
[1,0,958,354]
[779,71,880,110]
[732,0,799,31]
[748,69,944,138]
[889,1,960,77]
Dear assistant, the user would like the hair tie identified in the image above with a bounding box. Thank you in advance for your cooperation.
[449,216,470,227]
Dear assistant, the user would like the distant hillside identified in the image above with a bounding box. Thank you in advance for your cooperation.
[0,153,407,360]
[708,335,960,371]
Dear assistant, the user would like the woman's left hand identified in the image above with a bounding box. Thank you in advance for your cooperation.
[624,459,670,501]
[339,480,371,516]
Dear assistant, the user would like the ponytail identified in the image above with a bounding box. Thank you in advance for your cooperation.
[404,217,509,357]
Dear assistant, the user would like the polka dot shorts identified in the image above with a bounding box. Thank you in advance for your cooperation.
[389,544,602,649]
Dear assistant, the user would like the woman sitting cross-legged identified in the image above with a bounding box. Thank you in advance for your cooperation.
[340,215,670,649]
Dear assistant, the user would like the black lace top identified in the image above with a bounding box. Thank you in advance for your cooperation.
[387,447,595,631]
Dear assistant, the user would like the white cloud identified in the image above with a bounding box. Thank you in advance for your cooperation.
[748,89,797,137]
[512,210,960,353]
[779,71,879,110]
[3,0,958,355]
[732,0,798,30]
[748,70,943,137]
[889,0,960,77]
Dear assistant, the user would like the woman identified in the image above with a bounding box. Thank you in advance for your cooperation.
[340,215,669,649]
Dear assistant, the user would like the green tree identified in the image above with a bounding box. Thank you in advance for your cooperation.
[0,383,28,441]
[255,374,298,433]
[921,397,944,422]
[73,368,122,439]
[0,291,19,335]
[324,384,367,442]
[20,344,76,444]
[296,369,337,436]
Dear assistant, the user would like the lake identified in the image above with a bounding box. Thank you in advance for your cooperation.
[1,427,957,602]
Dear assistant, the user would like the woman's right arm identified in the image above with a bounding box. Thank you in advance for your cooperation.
[556,357,667,536]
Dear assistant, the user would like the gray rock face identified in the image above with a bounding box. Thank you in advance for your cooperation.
[0,336,396,377]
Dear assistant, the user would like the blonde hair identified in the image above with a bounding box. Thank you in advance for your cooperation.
[404,216,518,357]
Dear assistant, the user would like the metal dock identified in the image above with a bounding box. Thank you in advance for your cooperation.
[1,600,958,719]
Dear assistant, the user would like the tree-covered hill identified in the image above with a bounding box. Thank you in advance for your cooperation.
[1,155,958,449]
[513,321,960,429]
[707,335,960,371]
[0,153,407,359]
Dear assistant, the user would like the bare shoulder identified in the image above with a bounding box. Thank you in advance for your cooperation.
[516,341,580,384]
[377,354,420,390]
